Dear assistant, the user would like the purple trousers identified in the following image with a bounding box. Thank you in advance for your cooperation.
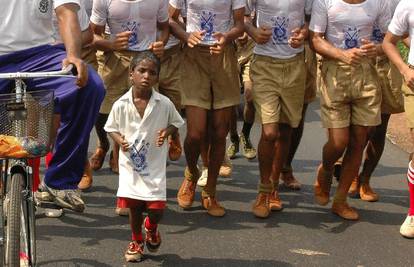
[0,44,105,190]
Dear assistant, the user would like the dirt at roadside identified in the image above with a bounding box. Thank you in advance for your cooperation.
[387,113,414,153]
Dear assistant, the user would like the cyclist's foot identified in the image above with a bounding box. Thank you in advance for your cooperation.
[43,183,85,212]
[240,133,257,160]
[125,241,144,262]
[78,161,93,191]
[89,147,107,171]
[227,138,239,159]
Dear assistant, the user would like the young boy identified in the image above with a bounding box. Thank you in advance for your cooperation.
[245,0,310,218]
[310,0,390,220]
[105,52,184,261]
[383,0,414,238]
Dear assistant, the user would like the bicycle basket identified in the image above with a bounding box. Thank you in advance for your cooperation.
[0,90,54,158]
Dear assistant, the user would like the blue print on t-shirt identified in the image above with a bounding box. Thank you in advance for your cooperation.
[121,21,140,48]
[130,138,150,176]
[271,16,289,45]
[343,26,360,49]
[371,23,384,43]
[200,11,216,42]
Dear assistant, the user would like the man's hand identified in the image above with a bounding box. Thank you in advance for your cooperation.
[360,39,377,58]
[288,28,306,48]
[251,26,272,44]
[236,32,249,46]
[149,41,165,58]
[62,57,88,87]
[186,31,205,47]
[111,31,132,51]
[403,66,414,90]
[120,135,130,152]
[156,129,168,147]
[210,32,228,54]
[339,48,364,65]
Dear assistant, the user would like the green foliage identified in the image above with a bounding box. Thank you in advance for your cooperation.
[398,42,409,62]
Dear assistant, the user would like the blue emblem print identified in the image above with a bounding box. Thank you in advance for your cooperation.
[271,16,289,45]
[121,21,140,48]
[39,0,49,13]
[371,23,384,43]
[200,11,216,44]
[343,26,360,49]
[129,138,150,176]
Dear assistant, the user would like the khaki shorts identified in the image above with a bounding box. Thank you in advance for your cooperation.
[181,44,240,110]
[99,50,138,114]
[320,59,381,128]
[402,76,414,128]
[237,39,255,83]
[250,53,306,127]
[81,46,98,71]
[304,44,317,104]
[159,44,182,111]
[376,55,404,114]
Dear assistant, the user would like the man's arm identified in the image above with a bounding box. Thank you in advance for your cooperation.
[55,3,88,87]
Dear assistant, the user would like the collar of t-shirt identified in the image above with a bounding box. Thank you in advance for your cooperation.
[120,87,161,122]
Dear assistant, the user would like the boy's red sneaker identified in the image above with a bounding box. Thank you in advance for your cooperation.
[124,241,144,262]
[144,217,162,252]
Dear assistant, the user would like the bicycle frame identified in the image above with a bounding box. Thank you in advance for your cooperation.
[0,65,75,267]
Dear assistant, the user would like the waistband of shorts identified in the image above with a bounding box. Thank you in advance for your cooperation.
[112,49,144,57]
[162,44,182,60]
[321,57,374,66]
[253,52,304,64]
[186,43,235,53]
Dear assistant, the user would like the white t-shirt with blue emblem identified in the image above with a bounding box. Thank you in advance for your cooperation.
[90,0,169,51]
[246,0,312,59]
[0,0,80,55]
[104,89,184,201]
[309,0,390,49]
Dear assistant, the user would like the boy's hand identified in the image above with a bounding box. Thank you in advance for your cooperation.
[186,31,206,47]
[237,32,249,46]
[339,48,363,65]
[149,41,165,58]
[112,31,132,51]
[288,28,306,48]
[120,135,130,152]
[156,129,168,147]
[403,67,414,90]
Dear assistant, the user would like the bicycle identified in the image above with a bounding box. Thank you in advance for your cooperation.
[0,66,75,267]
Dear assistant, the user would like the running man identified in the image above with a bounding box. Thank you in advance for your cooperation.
[310,0,390,220]
[170,0,245,217]
[383,0,414,238]
[0,0,105,212]
[246,0,310,218]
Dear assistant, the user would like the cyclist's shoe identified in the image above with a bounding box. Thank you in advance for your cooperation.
[125,241,144,262]
[144,217,162,252]
[43,184,85,212]
[240,133,257,160]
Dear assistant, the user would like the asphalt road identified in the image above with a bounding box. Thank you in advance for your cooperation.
[34,102,412,267]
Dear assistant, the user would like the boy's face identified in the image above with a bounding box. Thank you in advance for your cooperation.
[130,59,159,90]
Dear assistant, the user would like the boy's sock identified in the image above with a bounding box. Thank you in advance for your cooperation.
[144,216,158,232]
[407,161,414,215]
[132,231,143,242]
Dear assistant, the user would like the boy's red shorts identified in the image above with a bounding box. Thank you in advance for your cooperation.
[118,197,166,210]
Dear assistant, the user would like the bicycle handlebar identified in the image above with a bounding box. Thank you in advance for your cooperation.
[0,64,76,79]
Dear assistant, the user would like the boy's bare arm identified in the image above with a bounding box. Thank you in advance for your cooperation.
[108,132,130,151]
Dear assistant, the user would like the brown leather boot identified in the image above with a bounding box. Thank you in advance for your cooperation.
[177,167,199,209]
[332,201,359,220]
[252,192,270,218]
[78,161,93,190]
[202,196,226,217]
[269,190,283,211]
[348,176,360,196]
[359,176,379,202]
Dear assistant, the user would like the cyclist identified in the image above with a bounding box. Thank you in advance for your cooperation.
[0,0,105,212]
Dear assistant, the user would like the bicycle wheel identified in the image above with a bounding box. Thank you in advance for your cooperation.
[5,172,23,266]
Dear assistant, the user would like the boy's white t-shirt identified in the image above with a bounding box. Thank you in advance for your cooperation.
[90,0,169,51]
[388,0,414,65]
[246,0,312,59]
[104,89,184,201]
[309,0,390,49]
[170,0,245,44]
[0,0,80,55]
